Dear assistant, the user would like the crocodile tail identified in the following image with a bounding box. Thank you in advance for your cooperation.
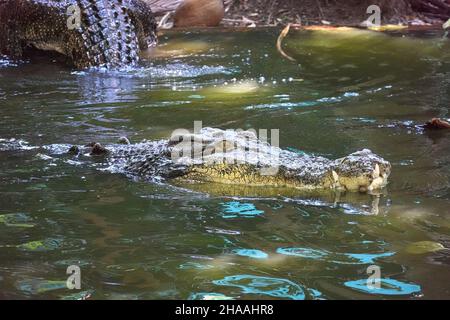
[76,0,141,68]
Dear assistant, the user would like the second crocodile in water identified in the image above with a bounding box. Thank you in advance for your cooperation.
[70,127,391,193]
[0,0,157,68]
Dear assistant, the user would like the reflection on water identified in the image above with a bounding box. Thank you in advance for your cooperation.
[232,249,269,259]
[221,201,265,218]
[344,279,421,296]
[213,275,306,300]
[276,247,395,264]
[0,28,450,299]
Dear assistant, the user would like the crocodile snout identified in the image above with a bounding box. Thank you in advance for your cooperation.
[333,149,391,192]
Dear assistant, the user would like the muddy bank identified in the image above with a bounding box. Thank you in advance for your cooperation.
[223,0,448,27]
[150,0,449,27]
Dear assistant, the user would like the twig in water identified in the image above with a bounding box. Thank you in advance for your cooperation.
[267,0,277,25]
[158,12,173,29]
[276,24,296,62]
[315,0,324,19]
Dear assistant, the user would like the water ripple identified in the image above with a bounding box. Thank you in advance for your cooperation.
[213,275,305,300]
[344,278,421,296]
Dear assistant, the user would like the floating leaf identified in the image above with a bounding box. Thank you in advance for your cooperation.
[17,238,62,252]
[405,241,446,255]
[0,213,34,228]
[17,279,67,295]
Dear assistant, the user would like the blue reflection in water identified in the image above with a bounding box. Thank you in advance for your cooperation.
[277,247,395,264]
[213,275,305,300]
[344,279,421,296]
[308,288,325,300]
[232,249,269,259]
[221,202,264,218]
[17,279,67,295]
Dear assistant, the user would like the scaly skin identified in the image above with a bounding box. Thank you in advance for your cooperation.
[0,0,157,68]
[73,127,391,193]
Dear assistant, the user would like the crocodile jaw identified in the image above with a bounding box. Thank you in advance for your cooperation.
[333,152,391,192]
[31,41,65,55]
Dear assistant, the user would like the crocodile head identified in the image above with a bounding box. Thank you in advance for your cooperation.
[0,0,157,68]
[332,149,391,192]
[165,128,392,193]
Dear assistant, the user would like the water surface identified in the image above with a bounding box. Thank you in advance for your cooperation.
[1,28,450,299]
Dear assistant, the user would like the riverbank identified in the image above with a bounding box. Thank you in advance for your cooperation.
[152,0,448,29]
[222,0,446,27]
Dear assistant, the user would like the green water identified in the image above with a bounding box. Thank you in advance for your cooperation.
[1,28,450,299]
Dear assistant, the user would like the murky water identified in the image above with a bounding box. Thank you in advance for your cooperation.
[1,28,450,300]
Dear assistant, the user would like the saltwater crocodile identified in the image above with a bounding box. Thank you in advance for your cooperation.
[0,0,157,68]
[67,127,391,193]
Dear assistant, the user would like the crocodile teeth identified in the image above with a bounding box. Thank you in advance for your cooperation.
[372,164,380,179]
[332,170,340,188]
[368,177,384,191]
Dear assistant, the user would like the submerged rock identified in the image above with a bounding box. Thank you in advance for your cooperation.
[173,0,224,27]
[405,241,446,255]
